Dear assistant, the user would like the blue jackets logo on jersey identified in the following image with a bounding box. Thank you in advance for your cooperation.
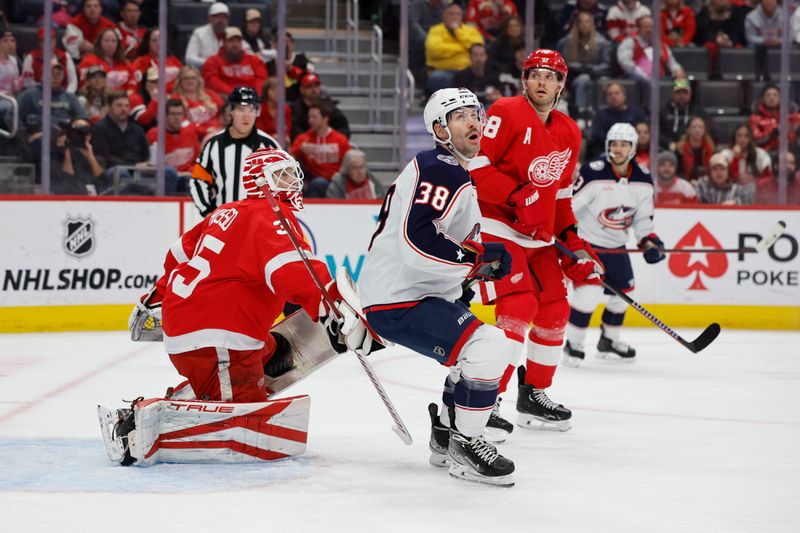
[598,206,636,231]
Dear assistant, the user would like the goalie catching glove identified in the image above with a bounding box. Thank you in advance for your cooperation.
[128,286,163,342]
[558,226,604,284]
[319,280,382,356]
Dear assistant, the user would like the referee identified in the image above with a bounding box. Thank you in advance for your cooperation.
[191,86,280,217]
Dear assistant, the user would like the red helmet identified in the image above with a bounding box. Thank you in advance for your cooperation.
[242,148,305,210]
[522,49,568,81]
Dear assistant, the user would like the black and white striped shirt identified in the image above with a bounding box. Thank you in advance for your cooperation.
[191,127,280,217]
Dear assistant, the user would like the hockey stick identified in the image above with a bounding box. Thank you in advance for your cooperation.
[591,221,787,255]
[264,193,413,445]
[555,241,721,353]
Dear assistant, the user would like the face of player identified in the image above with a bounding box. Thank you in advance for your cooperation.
[523,68,561,112]
[100,30,119,59]
[608,140,633,166]
[231,103,257,135]
[443,106,483,161]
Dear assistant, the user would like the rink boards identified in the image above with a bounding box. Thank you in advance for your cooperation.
[1,196,798,332]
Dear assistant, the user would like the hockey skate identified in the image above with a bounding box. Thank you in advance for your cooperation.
[97,397,142,466]
[561,340,585,368]
[596,327,636,363]
[447,429,514,487]
[483,397,513,444]
[516,366,572,431]
[428,403,450,467]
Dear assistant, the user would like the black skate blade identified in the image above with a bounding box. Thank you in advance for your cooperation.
[687,323,721,353]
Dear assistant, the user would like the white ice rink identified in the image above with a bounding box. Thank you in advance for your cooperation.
[1,327,798,533]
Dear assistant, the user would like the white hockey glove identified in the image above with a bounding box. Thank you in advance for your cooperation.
[128,287,163,342]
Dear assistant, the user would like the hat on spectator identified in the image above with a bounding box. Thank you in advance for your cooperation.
[146,66,159,81]
[657,150,677,166]
[225,27,243,40]
[87,65,107,77]
[673,79,691,93]
[37,27,56,40]
[709,153,728,169]
[245,9,261,22]
[208,2,230,16]
[300,73,321,87]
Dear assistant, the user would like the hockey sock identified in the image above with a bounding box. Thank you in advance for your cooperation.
[497,363,516,395]
[565,322,588,350]
[453,376,498,437]
[440,374,456,427]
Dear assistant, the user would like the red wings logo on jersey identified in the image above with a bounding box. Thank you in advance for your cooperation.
[527,147,572,186]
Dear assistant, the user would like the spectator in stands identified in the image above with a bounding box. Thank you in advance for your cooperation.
[91,91,154,192]
[793,7,800,45]
[755,151,800,204]
[132,29,182,92]
[675,116,716,181]
[242,9,271,64]
[53,117,104,195]
[617,15,686,88]
[719,124,772,186]
[661,0,696,48]
[63,0,117,61]
[290,102,352,198]
[118,0,145,61]
[606,0,651,43]
[557,0,609,39]
[22,28,78,93]
[634,121,651,169]
[266,31,314,103]
[589,81,647,157]
[185,2,231,70]
[497,45,525,97]
[18,61,88,161]
[465,0,517,42]
[202,27,267,98]
[654,150,697,204]
[424,2,484,94]
[290,73,350,139]
[146,99,199,193]
[748,83,800,153]
[326,149,387,200]
[78,28,136,93]
[557,11,613,116]
[78,65,108,124]
[745,0,784,80]
[0,29,22,95]
[130,66,159,130]
[695,152,752,204]
[659,78,707,151]
[410,0,447,82]
[694,0,748,76]
[173,65,223,140]
[453,44,501,106]
[257,78,292,142]
[487,14,524,75]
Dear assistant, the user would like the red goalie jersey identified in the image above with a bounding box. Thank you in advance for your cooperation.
[157,199,330,354]
[469,96,582,247]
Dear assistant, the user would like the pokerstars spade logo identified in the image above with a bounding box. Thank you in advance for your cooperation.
[668,223,728,290]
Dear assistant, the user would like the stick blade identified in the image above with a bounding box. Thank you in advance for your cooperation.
[688,323,721,353]
[393,425,413,445]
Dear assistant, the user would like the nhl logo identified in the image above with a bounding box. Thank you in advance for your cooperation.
[64,217,95,258]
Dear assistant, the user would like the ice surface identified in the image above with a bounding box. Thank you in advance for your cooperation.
[1,328,798,533]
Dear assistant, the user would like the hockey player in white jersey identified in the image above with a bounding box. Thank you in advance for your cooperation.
[358,88,521,487]
[563,123,666,366]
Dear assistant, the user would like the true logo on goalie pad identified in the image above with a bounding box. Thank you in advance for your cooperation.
[63,217,95,258]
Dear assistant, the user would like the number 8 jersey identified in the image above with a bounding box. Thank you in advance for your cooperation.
[160,198,330,354]
[359,146,483,309]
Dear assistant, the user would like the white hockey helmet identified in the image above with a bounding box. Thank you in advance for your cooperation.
[242,148,305,210]
[423,87,486,161]
[605,122,638,164]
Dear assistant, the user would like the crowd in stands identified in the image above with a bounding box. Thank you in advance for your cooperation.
[0,0,798,204]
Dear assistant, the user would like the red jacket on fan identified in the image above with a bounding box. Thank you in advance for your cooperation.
[159,198,330,354]
[465,0,518,38]
[77,53,136,93]
[257,104,293,141]
[63,13,117,59]
[146,123,201,173]
[118,23,145,60]
[129,92,158,129]
[469,95,583,247]
[748,102,800,153]
[175,90,224,139]
[290,127,352,180]
[661,5,696,47]
[132,55,183,92]
[201,50,267,96]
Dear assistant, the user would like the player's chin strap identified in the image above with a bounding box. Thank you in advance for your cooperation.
[435,130,476,164]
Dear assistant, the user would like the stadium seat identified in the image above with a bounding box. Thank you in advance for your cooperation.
[173,2,212,32]
[711,115,748,146]
[696,80,744,115]
[766,49,800,80]
[718,48,757,81]
[9,25,41,58]
[672,47,711,81]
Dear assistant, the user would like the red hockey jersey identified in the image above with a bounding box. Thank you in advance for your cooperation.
[469,95,582,248]
[160,198,330,354]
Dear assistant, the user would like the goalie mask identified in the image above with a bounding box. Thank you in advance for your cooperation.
[423,87,486,162]
[243,148,305,211]
[605,122,638,165]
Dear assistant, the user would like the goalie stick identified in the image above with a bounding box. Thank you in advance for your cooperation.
[555,241,721,353]
[263,192,413,446]
[595,221,787,255]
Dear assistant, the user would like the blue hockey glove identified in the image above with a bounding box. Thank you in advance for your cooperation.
[639,233,666,264]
